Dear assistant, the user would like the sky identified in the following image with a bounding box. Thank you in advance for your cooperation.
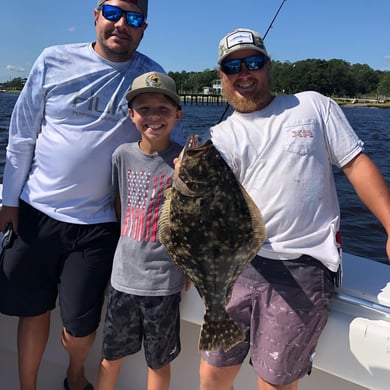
[1,0,390,83]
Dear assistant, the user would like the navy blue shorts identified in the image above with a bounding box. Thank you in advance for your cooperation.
[102,286,181,369]
[0,200,119,337]
[201,255,334,386]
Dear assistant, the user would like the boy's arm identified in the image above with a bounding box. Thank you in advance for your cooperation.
[114,195,121,222]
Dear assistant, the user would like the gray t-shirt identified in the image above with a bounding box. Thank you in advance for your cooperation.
[111,142,185,296]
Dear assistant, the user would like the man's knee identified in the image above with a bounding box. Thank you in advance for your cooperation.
[199,357,238,390]
[61,327,96,352]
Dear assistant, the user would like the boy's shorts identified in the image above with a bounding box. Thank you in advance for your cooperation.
[0,200,119,337]
[201,255,334,386]
[102,285,181,369]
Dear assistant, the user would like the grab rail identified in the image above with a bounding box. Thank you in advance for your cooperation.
[335,292,390,315]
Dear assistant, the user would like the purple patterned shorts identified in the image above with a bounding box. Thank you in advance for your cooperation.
[201,255,334,386]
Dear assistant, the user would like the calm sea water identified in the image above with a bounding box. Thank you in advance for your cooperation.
[0,92,389,263]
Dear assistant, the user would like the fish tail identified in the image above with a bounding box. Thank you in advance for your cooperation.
[198,318,245,352]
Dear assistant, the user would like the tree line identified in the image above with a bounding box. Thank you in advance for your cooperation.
[168,59,390,99]
[2,59,390,99]
[0,77,27,91]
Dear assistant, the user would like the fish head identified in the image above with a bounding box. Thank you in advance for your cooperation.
[173,135,223,197]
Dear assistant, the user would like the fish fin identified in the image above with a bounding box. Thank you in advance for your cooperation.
[163,187,172,200]
[158,193,175,253]
[239,183,266,256]
[159,192,189,273]
[198,318,245,352]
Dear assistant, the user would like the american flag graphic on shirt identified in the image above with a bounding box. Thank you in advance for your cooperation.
[121,169,172,243]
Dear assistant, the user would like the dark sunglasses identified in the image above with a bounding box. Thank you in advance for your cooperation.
[221,54,268,75]
[100,4,144,28]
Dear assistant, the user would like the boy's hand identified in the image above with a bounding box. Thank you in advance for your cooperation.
[182,277,192,294]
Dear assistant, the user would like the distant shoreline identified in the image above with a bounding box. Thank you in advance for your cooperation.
[337,101,390,109]
[2,90,390,109]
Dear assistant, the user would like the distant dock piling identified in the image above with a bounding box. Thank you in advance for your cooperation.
[180,94,225,106]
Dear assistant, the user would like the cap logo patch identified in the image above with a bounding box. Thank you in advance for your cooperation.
[145,74,161,88]
[226,31,254,49]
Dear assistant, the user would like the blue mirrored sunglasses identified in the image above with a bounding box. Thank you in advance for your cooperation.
[100,4,144,28]
[221,54,268,75]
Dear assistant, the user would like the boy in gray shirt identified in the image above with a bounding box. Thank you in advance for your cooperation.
[97,72,188,390]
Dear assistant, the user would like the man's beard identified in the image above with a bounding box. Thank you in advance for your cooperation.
[222,75,273,113]
[224,92,267,113]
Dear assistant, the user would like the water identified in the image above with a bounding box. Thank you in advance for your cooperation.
[0,93,389,263]
[0,93,18,172]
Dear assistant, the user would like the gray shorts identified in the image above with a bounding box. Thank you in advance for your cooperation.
[102,286,181,369]
[201,255,334,386]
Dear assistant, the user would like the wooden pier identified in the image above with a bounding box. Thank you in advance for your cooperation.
[179,93,225,105]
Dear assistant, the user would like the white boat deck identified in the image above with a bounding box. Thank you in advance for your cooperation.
[2,252,388,389]
[0,315,368,390]
[0,182,389,389]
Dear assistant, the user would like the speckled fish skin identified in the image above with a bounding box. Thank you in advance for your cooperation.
[159,135,266,352]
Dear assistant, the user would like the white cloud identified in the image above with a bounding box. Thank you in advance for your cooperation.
[384,55,390,61]
[67,26,76,32]
[6,65,25,73]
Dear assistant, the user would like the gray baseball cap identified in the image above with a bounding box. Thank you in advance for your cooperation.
[126,72,181,107]
[97,0,148,19]
[218,28,268,64]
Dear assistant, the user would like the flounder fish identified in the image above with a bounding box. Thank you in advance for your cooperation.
[159,135,266,352]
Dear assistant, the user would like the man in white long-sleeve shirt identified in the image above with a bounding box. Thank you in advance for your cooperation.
[0,1,180,389]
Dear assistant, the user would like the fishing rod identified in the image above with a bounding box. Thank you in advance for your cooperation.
[217,0,287,124]
[263,0,287,40]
